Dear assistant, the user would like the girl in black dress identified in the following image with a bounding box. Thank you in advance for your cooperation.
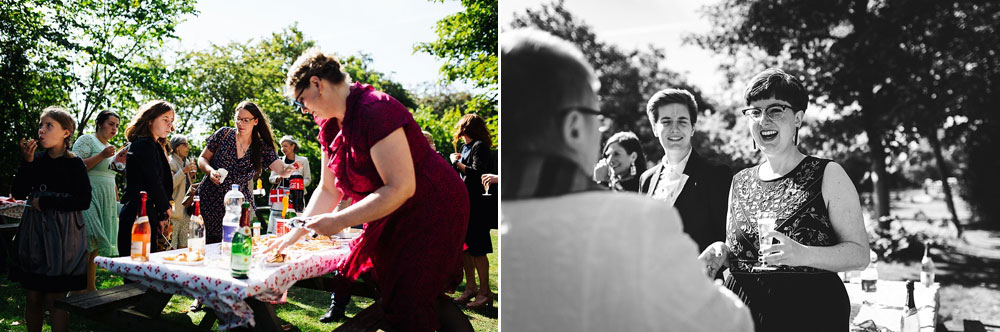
[118,101,176,258]
[13,107,92,332]
[449,114,496,309]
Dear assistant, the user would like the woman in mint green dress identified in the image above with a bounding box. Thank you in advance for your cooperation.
[71,110,121,293]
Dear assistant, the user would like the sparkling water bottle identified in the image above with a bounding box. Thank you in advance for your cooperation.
[221,184,243,259]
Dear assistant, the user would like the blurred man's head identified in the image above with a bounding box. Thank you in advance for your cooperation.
[501,29,602,175]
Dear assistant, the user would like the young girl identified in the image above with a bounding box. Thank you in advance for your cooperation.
[12,107,92,332]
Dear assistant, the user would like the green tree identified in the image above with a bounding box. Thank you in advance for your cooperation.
[416,0,498,144]
[509,0,715,165]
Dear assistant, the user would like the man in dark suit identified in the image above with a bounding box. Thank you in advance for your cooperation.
[639,89,733,251]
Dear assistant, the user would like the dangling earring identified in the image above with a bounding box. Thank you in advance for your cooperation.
[794,126,799,145]
[629,162,636,176]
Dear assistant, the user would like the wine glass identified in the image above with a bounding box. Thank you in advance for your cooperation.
[482,181,492,196]
[754,211,778,272]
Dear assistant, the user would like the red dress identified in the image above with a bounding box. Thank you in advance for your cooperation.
[317,82,470,331]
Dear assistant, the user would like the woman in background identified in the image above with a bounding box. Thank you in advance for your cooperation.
[592,131,647,192]
[168,135,197,248]
[72,110,120,293]
[118,101,175,258]
[449,114,496,309]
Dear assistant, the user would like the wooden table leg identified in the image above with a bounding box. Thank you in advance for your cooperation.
[246,298,283,332]
[134,288,174,318]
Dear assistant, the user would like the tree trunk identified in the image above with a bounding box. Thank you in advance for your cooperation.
[864,125,892,225]
[926,127,963,238]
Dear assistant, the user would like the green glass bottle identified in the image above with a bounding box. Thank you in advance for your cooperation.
[231,202,253,279]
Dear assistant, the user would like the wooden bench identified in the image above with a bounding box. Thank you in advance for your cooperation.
[55,283,148,315]
[56,284,203,331]
[332,302,391,332]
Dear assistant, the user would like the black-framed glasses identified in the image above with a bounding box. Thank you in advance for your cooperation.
[292,89,305,111]
[235,116,256,124]
[558,106,611,132]
[739,104,796,121]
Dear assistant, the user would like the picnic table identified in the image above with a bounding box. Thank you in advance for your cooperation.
[848,279,940,332]
[92,240,351,330]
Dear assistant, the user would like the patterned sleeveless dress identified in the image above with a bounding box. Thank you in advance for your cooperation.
[724,156,850,332]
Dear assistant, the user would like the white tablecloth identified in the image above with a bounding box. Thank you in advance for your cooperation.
[848,280,940,332]
[96,242,349,329]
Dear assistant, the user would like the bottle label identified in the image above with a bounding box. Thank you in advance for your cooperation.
[223,225,237,242]
[290,178,304,190]
[137,215,148,224]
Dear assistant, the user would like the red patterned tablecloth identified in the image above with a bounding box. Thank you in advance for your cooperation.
[96,241,349,329]
[0,196,27,219]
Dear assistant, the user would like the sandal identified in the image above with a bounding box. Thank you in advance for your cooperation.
[454,288,478,304]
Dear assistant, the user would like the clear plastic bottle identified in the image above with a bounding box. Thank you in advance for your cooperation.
[921,242,936,287]
[860,250,879,292]
[221,184,243,260]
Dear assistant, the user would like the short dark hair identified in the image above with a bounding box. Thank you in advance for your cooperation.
[285,47,350,97]
[603,131,647,176]
[744,68,808,111]
[646,89,698,125]
[95,110,120,130]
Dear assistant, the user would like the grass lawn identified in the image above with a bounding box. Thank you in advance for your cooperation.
[0,230,498,331]
[876,190,1000,332]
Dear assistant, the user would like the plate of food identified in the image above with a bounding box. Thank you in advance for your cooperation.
[159,251,205,265]
[261,252,291,267]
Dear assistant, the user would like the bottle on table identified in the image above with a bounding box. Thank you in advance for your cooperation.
[267,189,281,234]
[231,202,253,279]
[222,184,243,260]
[921,242,936,287]
[289,164,305,212]
[860,250,879,292]
[900,280,920,332]
[189,195,206,258]
[130,191,151,262]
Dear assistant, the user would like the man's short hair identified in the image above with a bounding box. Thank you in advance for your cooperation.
[646,89,698,125]
[501,29,599,151]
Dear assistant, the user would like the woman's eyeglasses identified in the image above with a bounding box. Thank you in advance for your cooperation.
[740,104,796,121]
[235,116,256,125]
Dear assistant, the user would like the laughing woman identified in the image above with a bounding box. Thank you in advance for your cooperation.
[699,68,870,332]
[592,131,647,192]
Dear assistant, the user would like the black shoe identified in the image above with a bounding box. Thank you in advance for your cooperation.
[319,303,347,323]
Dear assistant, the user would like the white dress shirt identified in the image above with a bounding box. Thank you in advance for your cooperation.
[651,148,692,205]
[501,191,753,332]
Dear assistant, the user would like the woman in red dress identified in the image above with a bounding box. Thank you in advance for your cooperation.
[267,48,472,331]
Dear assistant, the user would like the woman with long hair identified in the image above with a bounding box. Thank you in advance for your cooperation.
[13,107,92,332]
[196,100,296,244]
[449,114,496,309]
[118,101,176,258]
[72,110,121,293]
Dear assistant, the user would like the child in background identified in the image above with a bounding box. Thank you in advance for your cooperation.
[11,107,92,332]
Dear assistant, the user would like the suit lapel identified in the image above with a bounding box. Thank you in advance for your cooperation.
[646,163,664,197]
[677,150,704,203]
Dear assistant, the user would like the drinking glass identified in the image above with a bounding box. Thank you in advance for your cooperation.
[482,181,492,196]
[755,211,778,271]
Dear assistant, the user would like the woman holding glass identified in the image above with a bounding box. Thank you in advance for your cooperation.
[72,110,120,293]
[699,68,869,331]
[592,131,647,192]
[449,114,495,309]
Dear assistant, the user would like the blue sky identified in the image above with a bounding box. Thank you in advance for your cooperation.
[172,0,466,91]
